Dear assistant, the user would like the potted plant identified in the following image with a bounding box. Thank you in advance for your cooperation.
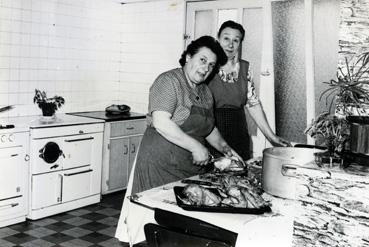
[320,51,369,116]
[33,89,65,117]
[305,112,350,167]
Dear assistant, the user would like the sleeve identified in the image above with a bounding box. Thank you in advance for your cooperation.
[245,65,261,108]
[148,72,178,115]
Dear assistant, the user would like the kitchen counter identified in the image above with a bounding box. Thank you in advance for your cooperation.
[0,114,104,133]
[67,111,146,122]
[292,161,369,247]
[116,159,369,246]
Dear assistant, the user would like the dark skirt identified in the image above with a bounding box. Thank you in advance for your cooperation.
[208,108,251,160]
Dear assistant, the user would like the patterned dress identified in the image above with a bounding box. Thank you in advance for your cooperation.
[132,68,215,193]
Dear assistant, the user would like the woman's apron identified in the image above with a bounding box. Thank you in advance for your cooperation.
[208,108,250,161]
[115,103,214,244]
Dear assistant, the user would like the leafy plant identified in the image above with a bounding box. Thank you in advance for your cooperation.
[33,89,65,116]
[320,51,369,115]
[304,112,350,153]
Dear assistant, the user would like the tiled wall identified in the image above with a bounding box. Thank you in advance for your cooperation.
[0,0,123,117]
[118,0,185,113]
[0,0,184,117]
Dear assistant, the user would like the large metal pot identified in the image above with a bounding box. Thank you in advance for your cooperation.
[262,146,324,199]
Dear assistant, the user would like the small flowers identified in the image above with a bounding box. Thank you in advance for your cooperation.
[33,89,65,116]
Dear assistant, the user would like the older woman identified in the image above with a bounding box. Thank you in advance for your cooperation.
[208,21,291,160]
[131,35,242,194]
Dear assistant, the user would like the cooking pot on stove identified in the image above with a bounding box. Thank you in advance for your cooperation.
[262,145,325,199]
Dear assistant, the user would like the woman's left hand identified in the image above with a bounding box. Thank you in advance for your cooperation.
[222,146,246,166]
[270,136,292,147]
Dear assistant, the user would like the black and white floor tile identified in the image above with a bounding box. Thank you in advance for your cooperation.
[0,191,148,247]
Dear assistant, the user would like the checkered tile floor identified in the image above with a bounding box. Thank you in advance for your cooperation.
[0,191,148,247]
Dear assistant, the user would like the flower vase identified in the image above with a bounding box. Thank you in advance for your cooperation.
[39,102,56,123]
[314,145,343,168]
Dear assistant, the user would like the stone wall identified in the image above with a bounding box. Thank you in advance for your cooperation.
[339,0,369,63]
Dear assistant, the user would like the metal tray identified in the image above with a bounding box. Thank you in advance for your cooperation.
[174,186,271,214]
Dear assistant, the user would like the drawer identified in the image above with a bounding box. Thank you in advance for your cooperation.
[0,196,25,219]
[110,119,146,137]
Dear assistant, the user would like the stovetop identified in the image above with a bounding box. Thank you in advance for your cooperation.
[67,111,146,122]
[0,114,104,133]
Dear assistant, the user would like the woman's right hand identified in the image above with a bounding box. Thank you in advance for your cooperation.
[191,144,210,166]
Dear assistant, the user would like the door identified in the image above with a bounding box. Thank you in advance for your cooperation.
[128,135,143,177]
[0,146,23,200]
[31,172,62,210]
[62,166,93,202]
[186,0,275,157]
[108,137,130,191]
[62,134,94,169]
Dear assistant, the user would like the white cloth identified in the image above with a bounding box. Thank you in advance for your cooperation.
[116,174,294,247]
[115,149,156,246]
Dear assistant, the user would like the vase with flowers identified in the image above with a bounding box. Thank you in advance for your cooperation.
[305,112,350,167]
[33,89,65,118]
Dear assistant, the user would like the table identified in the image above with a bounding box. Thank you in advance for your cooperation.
[115,175,295,247]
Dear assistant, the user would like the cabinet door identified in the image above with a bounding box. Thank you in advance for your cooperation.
[62,134,94,170]
[62,167,93,202]
[128,135,143,177]
[108,138,130,191]
[31,172,62,210]
[0,147,23,200]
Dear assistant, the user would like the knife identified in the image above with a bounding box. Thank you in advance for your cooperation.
[181,179,218,187]
[0,105,14,113]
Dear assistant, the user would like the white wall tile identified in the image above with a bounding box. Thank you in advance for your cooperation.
[0,0,185,115]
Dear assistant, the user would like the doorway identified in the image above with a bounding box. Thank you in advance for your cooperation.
[185,0,275,157]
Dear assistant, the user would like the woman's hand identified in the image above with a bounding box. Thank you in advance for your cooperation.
[269,135,292,147]
[222,146,246,166]
[191,144,210,166]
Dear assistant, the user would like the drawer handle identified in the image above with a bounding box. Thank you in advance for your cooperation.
[64,169,93,176]
[126,127,134,130]
[0,203,19,209]
[65,137,94,142]
[124,145,128,155]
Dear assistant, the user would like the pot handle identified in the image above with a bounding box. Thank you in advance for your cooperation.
[281,164,297,177]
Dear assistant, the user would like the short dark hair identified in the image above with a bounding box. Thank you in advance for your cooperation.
[179,36,227,70]
[217,20,245,42]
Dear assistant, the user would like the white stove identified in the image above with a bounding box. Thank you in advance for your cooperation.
[25,114,105,220]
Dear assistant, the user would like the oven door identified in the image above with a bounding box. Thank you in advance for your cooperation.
[0,146,23,200]
[62,134,94,170]
[30,137,64,174]
[62,166,93,202]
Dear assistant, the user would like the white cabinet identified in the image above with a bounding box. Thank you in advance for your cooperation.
[102,118,146,194]
[31,172,61,209]
[0,131,29,228]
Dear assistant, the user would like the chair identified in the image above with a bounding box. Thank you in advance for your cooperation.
[144,208,237,247]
